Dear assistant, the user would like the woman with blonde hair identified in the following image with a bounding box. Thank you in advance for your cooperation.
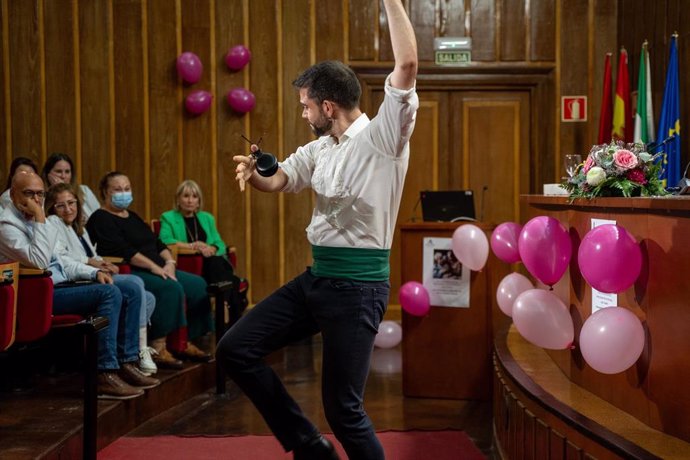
[159,180,246,312]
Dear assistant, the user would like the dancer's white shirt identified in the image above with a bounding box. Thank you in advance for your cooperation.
[280,74,418,250]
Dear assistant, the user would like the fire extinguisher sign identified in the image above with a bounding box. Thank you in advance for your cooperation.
[561,96,588,122]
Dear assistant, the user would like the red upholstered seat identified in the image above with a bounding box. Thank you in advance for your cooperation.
[15,271,54,343]
[0,278,16,351]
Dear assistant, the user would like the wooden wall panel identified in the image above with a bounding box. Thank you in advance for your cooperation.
[181,0,213,218]
[247,0,280,300]
[7,0,42,163]
[112,0,147,217]
[44,0,77,162]
[282,0,314,284]
[348,0,377,61]
[501,0,527,61]
[215,0,248,278]
[530,0,556,61]
[1,0,8,171]
[408,0,436,61]
[470,0,496,62]
[147,0,180,220]
[78,0,111,191]
[442,0,467,38]
[315,0,344,62]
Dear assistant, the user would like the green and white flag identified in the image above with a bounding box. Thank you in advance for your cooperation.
[634,42,655,144]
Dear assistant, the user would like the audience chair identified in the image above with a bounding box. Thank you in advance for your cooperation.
[16,267,109,460]
[0,262,18,351]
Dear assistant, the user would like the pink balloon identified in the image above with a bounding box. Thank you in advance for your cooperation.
[184,90,213,115]
[225,45,252,70]
[226,87,256,113]
[579,307,645,374]
[374,320,402,349]
[578,224,642,293]
[451,224,489,271]
[518,216,571,286]
[491,222,522,264]
[176,52,203,84]
[496,273,533,317]
[512,289,574,349]
[399,281,430,316]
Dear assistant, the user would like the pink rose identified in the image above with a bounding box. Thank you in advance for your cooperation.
[583,155,595,173]
[613,149,639,170]
[626,168,647,184]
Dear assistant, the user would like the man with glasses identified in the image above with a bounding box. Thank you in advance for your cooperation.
[0,171,156,399]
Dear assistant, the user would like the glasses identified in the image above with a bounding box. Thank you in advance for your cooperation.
[21,190,45,199]
[54,200,78,211]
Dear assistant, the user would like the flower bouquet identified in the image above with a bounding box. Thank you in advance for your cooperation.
[561,141,668,200]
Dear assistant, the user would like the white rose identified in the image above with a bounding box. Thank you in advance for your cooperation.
[586,166,606,186]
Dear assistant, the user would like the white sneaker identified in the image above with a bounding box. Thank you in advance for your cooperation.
[139,347,158,376]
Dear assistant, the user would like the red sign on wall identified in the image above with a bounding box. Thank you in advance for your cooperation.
[561,96,588,122]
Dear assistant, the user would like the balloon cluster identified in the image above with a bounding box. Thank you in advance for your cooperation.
[490,217,646,374]
[176,45,255,116]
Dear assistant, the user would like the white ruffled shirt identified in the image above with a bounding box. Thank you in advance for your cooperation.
[279,74,418,249]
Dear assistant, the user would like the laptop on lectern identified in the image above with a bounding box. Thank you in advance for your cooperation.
[420,190,476,222]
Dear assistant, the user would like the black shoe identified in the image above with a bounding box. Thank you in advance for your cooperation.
[293,435,340,460]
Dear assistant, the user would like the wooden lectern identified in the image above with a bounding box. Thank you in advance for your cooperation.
[400,222,506,400]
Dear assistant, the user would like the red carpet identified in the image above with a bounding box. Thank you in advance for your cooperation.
[99,430,486,459]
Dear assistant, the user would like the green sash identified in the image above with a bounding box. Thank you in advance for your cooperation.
[311,245,390,281]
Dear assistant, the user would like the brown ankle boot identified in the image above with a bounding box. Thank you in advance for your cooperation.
[97,372,144,400]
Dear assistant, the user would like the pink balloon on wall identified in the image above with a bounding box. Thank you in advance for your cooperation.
[579,307,645,374]
[451,224,489,271]
[225,45,252,70]
[184,90,213,115]
[512,289,574,350]
[399,281,430,317]
[518,216,571,286]
[226,87,256,113]
[577,224,642,293]
[496,272,534,317]
[176,52,203,84]
[374,321,402,349]
[491,222,522,264]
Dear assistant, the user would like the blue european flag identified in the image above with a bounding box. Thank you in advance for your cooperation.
[656,35,681,187]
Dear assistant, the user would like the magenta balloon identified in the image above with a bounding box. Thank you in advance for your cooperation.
[399,281,430,317]
[579,307,645,374]
[512,289,574,350]
[491,222,522,264]
[176,52,203,84]
[374,320,403,349]
[496,272,533,317]
[518,216,571,286]
[451,224,489,271]
[226,87,256,113]
[225,45,252,70]
[577,224,642,294]
[184,90,213,115]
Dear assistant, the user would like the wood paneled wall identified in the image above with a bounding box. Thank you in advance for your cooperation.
[0,0,620,304]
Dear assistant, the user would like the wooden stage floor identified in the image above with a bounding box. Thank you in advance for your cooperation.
[0,337,493,459]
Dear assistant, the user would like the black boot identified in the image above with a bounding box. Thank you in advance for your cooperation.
[293,434,340,460]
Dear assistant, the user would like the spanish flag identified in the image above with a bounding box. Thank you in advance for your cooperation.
[612,48,631,142]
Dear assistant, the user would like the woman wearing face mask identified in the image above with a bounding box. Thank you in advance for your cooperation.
[158,180,247,314]
[41,153,101,219]
[86,171,213,368]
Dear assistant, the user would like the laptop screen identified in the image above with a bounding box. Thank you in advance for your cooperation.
[420,190,476,222]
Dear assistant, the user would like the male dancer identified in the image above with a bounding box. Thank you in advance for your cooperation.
[218,1,417,458]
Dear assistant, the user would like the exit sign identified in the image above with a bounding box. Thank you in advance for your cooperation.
[435,50,471,66]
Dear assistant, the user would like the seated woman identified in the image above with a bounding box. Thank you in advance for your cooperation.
[86,172,212,367]
[1,157,39,210]
[41,152,101,219]
[159,179,247,312]
[45,183,158,376]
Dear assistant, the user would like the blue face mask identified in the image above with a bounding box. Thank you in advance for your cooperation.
[111,192,133,209]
